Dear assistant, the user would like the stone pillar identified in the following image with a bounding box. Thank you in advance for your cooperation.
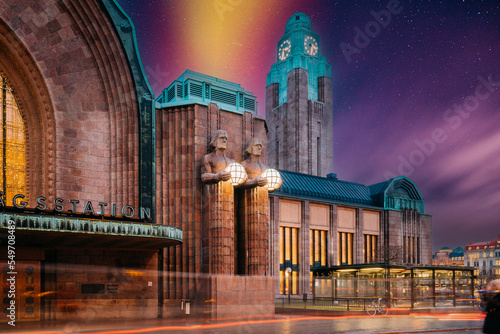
[202,181,235,274]
[239,187,269,275]
[301,200,310,296]
[330,204,338,266]
[356,208,364,264]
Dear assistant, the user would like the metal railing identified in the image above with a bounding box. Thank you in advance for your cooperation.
[276,296,478,311]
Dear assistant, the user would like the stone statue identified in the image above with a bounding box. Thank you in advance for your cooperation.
[241,137,268,188]
[201,129,233,184]
[200,129,236,275]
[238,137,270,276]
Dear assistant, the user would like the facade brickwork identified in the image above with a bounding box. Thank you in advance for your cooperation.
[355,209,364,264]
[0,0,141,210]
[238,186,270,276]
[329,204,339,267]
[385,210,403,261]
[420,214,433,264]
[202,181,235,274]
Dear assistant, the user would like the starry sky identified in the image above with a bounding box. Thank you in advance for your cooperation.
[115,0,500,252]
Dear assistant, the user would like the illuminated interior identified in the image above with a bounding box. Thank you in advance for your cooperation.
[310,229,327,267]
[364,234,378,263]
[338,232,353,265]
[310,229,327,294]
[0,73,26,204]
[279,226,299,295]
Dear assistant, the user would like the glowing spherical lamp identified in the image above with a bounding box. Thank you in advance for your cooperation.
[225,162,247,186]
[261,168,283,192]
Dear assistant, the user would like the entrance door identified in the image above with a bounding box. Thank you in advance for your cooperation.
[1,261,41,322]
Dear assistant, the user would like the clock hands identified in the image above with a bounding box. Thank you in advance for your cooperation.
[279,41,291,60]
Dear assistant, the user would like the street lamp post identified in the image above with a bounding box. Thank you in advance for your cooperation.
[286,267,292,304]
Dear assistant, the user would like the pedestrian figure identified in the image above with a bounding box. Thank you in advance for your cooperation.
[483,280,500,334]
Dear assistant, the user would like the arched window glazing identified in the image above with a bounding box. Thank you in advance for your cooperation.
[0,73,26,203]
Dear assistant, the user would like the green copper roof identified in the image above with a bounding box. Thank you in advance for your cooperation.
[275,170,374,206]
[274,171,425,213]
[369,176,424,212]
[156,70,257,115]
[285,12,312,33]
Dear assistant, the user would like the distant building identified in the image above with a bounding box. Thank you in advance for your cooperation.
[464,236,500,288]
[433,246,465,266]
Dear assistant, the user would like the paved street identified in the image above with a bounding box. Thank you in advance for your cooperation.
[1,313,485,334]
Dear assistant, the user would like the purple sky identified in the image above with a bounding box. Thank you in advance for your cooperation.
[116,0,500,251]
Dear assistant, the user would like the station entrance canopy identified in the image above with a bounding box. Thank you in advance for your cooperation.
[0,211,182,250]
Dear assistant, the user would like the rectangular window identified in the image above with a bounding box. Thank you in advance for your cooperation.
[338,232,353,265]
[363,234,378,263]
[403,237,406,262]
[276,126,280,169]
[417,237,421,264]
[280,226,299,295]
[310,229,327,267]
[317,122,321,176]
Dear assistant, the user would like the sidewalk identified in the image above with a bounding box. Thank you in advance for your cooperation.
[0,311,485,334]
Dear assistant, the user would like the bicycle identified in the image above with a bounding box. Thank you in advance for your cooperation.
[366,298,389,316]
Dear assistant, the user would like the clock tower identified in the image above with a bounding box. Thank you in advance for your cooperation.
[266,12,333,177]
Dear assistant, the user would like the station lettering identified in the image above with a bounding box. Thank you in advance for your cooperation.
[0,193,151,220]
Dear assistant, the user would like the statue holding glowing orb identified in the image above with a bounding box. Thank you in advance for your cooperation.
[239,137,282,275]
[200,131,282,276]
[200,130,247,274]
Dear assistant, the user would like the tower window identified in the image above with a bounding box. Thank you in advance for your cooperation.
[1,73,26,203]
[296,15,300,20]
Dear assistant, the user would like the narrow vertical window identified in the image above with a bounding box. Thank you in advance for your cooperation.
[317,137,321,176]
[317,121,321,176]
[338,232,353,265]
[363,234,378,263]
[276,126,280,169]
[280,226,299,295]
[310,229,327,267]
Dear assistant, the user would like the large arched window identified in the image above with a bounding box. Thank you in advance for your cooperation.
[0,73,26,203]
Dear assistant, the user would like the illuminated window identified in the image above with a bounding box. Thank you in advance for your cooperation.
[338,232,353,265]
[279,226,299,295]
[310,229,327,295]
[0,74,26,203]
[364,234,378,263]
[310,229,327,267]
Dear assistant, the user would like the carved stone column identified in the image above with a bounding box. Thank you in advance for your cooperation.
[202,181,235,274]
[238,186,269,276]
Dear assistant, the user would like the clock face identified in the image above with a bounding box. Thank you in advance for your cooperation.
[304,36,318,56]
[278,40,291,61]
